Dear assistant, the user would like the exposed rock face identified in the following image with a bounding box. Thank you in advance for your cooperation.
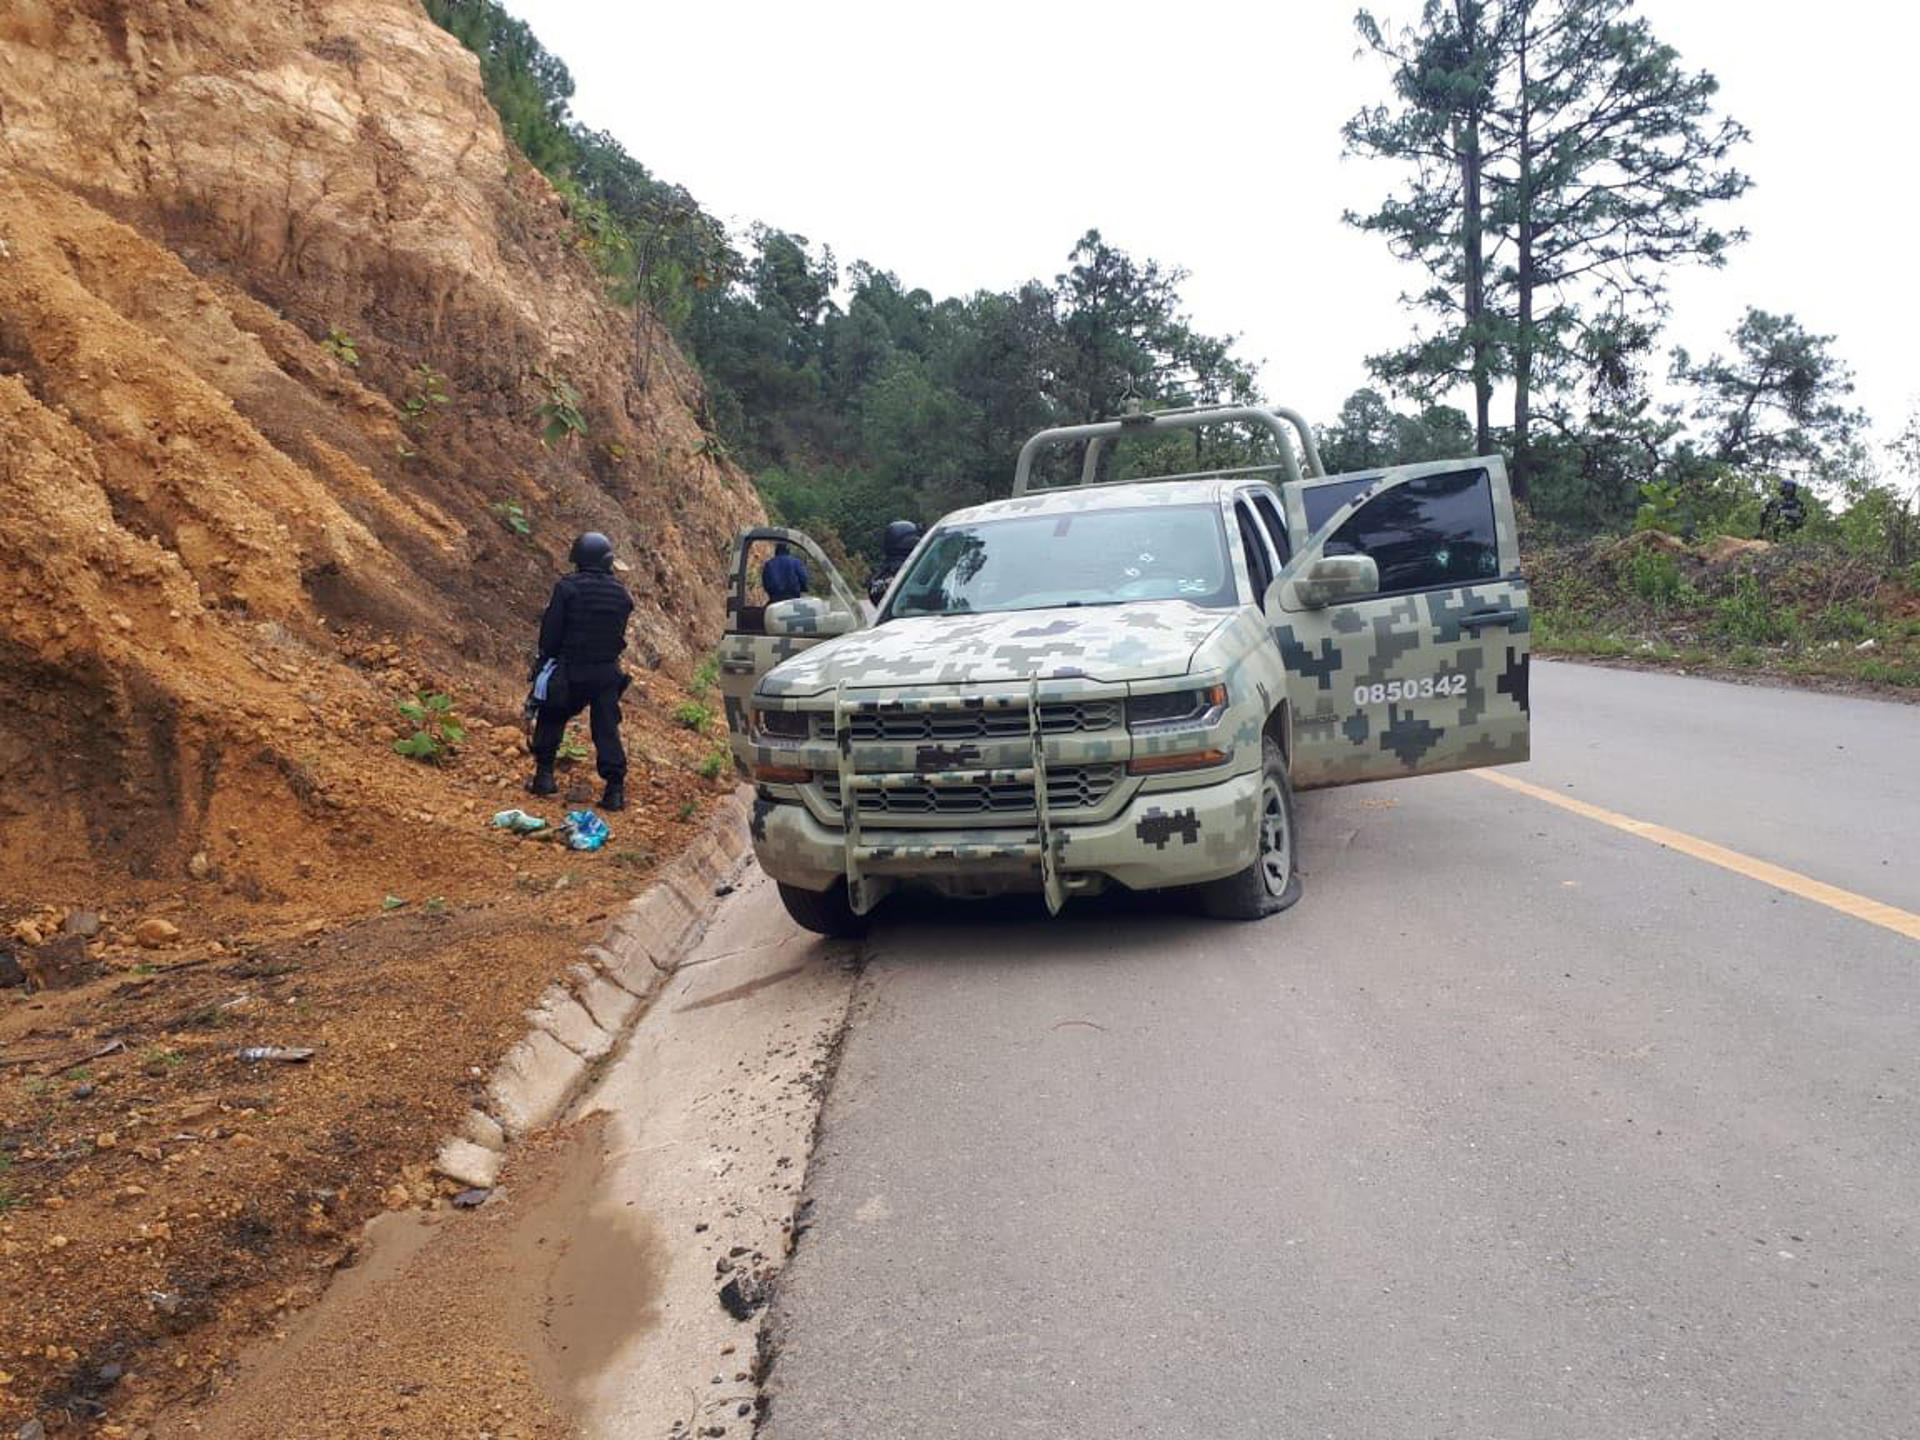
[0,0,761,888]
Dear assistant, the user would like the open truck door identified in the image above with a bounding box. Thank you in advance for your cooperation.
[718,527,867,773]
[1267,456,1530,789]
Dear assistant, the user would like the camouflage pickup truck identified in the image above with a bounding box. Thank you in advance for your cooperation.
[719,404,1530,936]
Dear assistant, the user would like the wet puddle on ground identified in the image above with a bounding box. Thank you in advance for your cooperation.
[155,1112,666,1439]
[517,1117,668,1405]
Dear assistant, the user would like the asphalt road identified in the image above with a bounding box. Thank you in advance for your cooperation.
[762,660,1920,1439]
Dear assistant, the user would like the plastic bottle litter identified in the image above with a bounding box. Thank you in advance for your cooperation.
[563,810,610,851]
[236,1046,315,1064]
[491,808,549,834]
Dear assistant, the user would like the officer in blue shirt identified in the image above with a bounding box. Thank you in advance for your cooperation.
[761,542,810,602]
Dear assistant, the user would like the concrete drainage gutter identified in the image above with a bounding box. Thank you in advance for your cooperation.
[432,788,753,1191]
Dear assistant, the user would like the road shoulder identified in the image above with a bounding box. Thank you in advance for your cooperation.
[148,868,858,1440]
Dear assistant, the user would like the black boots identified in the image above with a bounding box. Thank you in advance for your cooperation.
[528,764,621,810]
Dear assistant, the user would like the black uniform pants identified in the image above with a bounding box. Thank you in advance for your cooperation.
[530,662,628,781]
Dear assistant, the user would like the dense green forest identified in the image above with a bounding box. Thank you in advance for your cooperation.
[424,0,1916,585]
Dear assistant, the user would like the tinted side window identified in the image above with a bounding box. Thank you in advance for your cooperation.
[1323,469,1499,594]
[1301,476,1378,534]
[1251,493,1291,564]
[1233,503,1274,601]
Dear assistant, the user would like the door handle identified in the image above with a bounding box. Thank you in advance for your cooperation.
[1460,608,1520,631]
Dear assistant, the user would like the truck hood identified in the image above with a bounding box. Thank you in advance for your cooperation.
[758,602,1231,695]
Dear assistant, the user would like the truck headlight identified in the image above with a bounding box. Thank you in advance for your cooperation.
[753,707,810,742]
[1127,684,1228,731]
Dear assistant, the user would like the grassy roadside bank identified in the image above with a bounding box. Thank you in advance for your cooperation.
[1528,531,1920,694]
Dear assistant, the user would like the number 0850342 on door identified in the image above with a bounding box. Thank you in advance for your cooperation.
[1353,674,1469,706]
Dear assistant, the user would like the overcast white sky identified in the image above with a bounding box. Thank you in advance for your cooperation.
[507,0,1917,455]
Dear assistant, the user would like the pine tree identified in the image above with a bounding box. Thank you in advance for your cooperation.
[1347,0,1750,498]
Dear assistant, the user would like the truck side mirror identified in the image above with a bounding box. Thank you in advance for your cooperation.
[1293,554,1380,609]
[765,597,858,638]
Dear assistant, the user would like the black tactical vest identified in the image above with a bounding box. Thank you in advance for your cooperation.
[555,569,634,664]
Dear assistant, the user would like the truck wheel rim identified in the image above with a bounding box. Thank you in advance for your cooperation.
[1259,778,1291,896]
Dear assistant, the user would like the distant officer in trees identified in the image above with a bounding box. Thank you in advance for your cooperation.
[866,519,922,606]
[527,532,635,811]
[1760,479,1807,540]
[761,541,810,602]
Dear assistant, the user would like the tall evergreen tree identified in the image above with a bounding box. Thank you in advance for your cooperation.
[1347,0,1750,498]
[1345,1,1502,454]
[1319,388,1475,474]
[1053,231,1255,424]
[1673,308,1866,482]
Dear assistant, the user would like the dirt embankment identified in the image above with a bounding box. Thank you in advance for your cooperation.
[0,0,761,1430]
[1529,529,1920,694]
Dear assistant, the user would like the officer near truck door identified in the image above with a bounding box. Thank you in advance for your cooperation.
[867,519,922,606]
[527,532,635,811]
[762,541,810,602]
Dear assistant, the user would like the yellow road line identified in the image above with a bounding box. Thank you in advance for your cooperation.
[1474,769,1920,944]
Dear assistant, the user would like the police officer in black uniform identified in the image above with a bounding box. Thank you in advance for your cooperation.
[866,519,922,607]
[527,532,635,810]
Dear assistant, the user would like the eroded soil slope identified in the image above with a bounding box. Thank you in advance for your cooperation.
[0,0,760,895]
[0,0,761,1429]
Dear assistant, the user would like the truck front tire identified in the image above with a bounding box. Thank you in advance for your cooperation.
[1196,738,1301,921]
[777,879,871,939]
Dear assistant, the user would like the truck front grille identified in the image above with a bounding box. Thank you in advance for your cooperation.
[809,700,1121,744]
[818,765,1123,817]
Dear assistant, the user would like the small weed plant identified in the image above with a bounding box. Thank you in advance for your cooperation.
[401,366,450,426]
[321,327,361,367]
[688,656,720,702]
[393,691,466,763]
[697,740,730,780]
[1715,573,1793,646]
[557,724,590,763]
[672,700,712,734]
[1623,548,1691,610]
[490,499,531,536]
[1807,601,1875,642]
[536,372,588,447]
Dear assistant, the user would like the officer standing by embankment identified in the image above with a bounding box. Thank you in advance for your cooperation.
[527,531,634,811]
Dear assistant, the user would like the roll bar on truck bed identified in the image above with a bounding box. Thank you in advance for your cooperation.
[1010,404,1327,496]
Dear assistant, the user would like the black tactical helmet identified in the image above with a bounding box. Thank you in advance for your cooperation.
[882,519,921,561]
[569,532,615,571]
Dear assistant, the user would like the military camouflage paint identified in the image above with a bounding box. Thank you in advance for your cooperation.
[759,603,1231,694]
[1272,454,1530,788]
[720,424,1531,910]
[718,526,864,774]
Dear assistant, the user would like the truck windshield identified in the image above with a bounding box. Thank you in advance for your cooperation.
[885,504,1235,618]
